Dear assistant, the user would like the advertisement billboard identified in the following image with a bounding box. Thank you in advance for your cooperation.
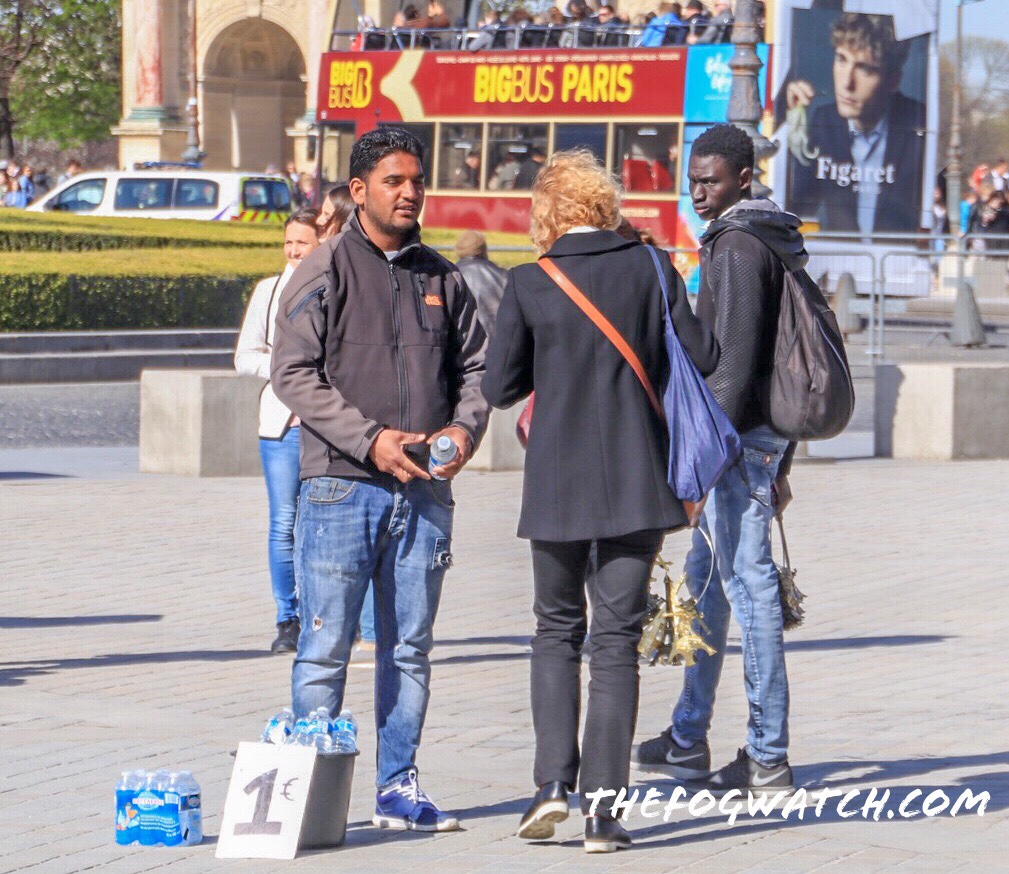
[771,1,940,238]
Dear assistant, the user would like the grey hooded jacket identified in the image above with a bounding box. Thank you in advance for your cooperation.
[271,211,490,481]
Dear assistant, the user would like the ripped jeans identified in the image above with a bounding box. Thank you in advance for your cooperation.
[291,475,454,788]
[672,425,790,767]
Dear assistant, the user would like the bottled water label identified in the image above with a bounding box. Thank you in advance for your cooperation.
[115,770,202,847]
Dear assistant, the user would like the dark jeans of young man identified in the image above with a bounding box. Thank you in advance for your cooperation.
[529,528,664,814]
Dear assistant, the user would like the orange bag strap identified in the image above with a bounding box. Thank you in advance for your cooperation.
[539,257,665,423]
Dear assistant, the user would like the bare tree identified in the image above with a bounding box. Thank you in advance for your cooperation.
[0,0,52,159]
[940,36,1009,179]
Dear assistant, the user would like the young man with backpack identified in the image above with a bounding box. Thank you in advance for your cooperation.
[632,124,809,793]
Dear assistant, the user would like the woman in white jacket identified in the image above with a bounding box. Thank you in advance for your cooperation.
[235,208,321,653]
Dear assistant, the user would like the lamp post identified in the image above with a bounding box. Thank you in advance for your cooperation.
[727,0,776,196]
[948,0,986,347]
[181,0,206,165]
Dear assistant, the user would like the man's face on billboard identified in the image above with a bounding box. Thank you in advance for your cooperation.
[833,43,897,131]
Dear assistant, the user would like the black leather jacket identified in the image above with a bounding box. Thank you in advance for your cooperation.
[696,198,807,434]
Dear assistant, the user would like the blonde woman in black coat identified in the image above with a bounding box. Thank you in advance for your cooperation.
[482,150,718,853]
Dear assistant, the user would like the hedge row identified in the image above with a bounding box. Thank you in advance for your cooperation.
[0,246,280,278]
[0,273,259,331]
[0,211,282,253]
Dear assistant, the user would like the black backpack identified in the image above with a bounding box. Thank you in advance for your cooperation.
[763,267,855,441]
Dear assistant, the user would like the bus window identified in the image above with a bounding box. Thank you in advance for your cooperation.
[487,124,547,191]
[438,124,483,190]
[174,179,219,208]
[115,178,174,210]
[243,180,292,211]
[613,123,681,193]
[378,122,434,179]
[48,178,106,212]
[554,124,607,166]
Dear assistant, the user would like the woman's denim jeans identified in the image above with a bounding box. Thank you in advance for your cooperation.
[292,475,454,788]
[259,426,301,624]
[673,425,791,767]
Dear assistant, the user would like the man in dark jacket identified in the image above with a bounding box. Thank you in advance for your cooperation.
[272,127,489,832]
[454,230,508,343]
[632,123,808,794]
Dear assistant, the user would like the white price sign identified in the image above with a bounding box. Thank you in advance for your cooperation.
[216,742,317,860]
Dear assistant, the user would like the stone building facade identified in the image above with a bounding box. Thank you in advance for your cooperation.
[115,0,341,172]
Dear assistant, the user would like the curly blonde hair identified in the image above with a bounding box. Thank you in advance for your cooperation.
[529,149,622,254]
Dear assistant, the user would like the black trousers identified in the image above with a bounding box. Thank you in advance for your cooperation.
[530,528,664,814]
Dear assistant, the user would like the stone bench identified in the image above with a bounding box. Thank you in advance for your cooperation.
[140,370,264,476]
[875,363,1009,459]
[139,369,525,477]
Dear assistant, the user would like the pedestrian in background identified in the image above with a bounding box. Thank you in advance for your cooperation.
[317,183,356,241]
[454,230,508,343]
[483,149,717,854]
[235,208,322,654]
[2,174,28,208]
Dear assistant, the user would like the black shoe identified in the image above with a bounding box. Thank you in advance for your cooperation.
[631,727,711,780]
[271,618,300,654]
[583,816,631,854]
[689,748,793,796]
[516,782,569,840]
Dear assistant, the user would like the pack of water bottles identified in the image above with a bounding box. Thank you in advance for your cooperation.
[261,706,358,755]
[115,769,203,847]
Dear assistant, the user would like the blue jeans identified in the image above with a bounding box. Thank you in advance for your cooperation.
[259,427,301,624]
[672,425,790,767]
[291,475,454,788]
[359,581,376,643]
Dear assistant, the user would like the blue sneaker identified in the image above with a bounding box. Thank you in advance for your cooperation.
[373,769,460,832]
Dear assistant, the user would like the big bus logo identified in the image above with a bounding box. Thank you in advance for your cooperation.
[328,61,372,109]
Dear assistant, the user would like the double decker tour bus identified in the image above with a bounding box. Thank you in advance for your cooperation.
[313,25,771,268]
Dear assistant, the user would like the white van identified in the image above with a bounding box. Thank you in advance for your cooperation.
[28,169,295,223]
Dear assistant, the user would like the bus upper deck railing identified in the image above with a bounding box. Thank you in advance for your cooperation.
[328,23,725,52]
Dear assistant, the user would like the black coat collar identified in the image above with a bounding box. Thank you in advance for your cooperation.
[545,230,640,258]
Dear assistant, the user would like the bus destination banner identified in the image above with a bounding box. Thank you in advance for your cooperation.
[317,49,688,124]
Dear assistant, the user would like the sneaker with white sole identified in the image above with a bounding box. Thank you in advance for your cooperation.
[373,769,460,832]
[690,747,793,796]
[631,727,711,779]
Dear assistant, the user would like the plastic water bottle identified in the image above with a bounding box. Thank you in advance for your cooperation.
[115,770,145,845]
[136,770,169,845]
[170,771,203,846]
[429,435,457,480]
[308,708,336,754]
[292,716,314,747]
[261,708,295,745]
[332,709,358,753]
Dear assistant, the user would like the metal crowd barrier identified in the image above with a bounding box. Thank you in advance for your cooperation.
[434,232,1009,359]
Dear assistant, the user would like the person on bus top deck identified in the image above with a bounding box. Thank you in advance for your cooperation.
[632,122,808,797]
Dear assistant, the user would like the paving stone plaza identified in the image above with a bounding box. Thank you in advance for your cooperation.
[2,457,1008,872]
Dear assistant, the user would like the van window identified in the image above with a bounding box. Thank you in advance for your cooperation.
[115,178,174,210]
[242,180,292,212]
[50,178,106,212]
[174,179,219,208]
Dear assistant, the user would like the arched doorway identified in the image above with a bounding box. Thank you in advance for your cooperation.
[201,19,306,171]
